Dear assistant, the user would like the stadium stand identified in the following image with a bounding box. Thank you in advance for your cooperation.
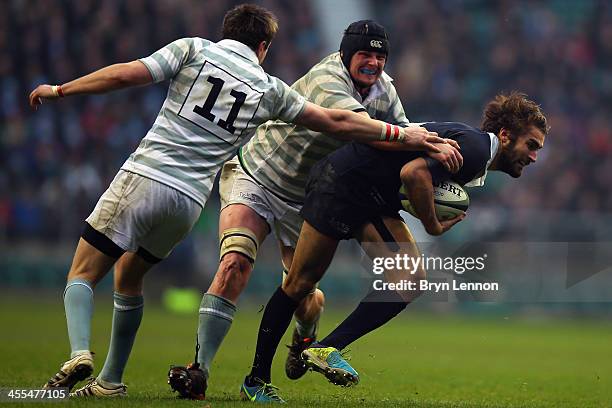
[2,1,610,287]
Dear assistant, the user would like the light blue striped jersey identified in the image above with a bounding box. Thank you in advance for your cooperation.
[121,38,306,206]
[239,52,410,203]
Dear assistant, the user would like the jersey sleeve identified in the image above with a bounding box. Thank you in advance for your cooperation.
[139,38,196,83]
[270,78,307,123]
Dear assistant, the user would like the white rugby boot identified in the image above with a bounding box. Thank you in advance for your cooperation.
[43,351,94,391]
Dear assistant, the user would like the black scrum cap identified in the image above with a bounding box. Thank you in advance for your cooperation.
[339,20,389,69]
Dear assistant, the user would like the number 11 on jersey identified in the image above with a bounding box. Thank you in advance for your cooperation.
[179,60,263,145]
[193,76,247,135]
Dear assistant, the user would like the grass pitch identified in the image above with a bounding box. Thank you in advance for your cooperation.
[1,296,611,407]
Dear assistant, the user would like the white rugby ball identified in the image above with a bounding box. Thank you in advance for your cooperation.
[399,181,469,221]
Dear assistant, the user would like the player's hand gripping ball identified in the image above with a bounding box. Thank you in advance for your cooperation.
[399,181,469,221]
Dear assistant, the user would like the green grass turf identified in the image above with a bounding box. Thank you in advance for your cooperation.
[1,297,611,407]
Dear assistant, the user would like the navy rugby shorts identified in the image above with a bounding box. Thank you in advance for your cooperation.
[300,160,402,241]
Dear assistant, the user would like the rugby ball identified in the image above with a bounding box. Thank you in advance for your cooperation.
[399,181,469,221]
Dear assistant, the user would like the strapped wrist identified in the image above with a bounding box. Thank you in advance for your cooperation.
[51,85,65,97]
[380,123,403,142]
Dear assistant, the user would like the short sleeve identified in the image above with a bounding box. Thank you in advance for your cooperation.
[271,78,307,123]
[139,38,194,83]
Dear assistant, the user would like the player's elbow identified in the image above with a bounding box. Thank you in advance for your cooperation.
[107,64,131,86]
[326,110,353,139]
[112,62,151,87]
[298,105,352,139]
[400,159,430,186]
[321,109,351,138]
[424,223,443,236]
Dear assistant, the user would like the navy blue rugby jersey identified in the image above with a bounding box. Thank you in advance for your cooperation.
[322,122,495,211]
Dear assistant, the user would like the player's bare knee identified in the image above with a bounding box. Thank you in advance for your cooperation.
[311,288,325,309]
[296,288,325,321]
[215,224,258,297]
[284,276,317,301]
[298,288,323,309]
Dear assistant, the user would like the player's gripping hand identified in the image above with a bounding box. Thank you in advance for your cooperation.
[400,126,448,153]
[29,84,62,110]
[428,142,463,173]
[427,213,466,236]
[443,138,461,150]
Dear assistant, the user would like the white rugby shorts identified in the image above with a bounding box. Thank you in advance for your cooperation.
[85,170,201,262]
[219,157,303,248]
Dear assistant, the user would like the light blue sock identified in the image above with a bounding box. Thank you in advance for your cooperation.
[64,279,94,357]
[197,294,236,377]
[98,292,144,384]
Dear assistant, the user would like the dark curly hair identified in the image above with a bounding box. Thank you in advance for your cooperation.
[481,92,549,139]
[222,4,278,52]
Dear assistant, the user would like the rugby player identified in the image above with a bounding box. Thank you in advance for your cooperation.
[168,20,463,402]
[28,5,446,398]
[242,92,548,402]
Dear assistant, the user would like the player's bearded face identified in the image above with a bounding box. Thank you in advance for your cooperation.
[497,139,522,178]
[349,51,386,89]
[499,127,545,178]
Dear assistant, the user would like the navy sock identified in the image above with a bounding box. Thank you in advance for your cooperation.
[320,291,408,350]
[247,287,298,384]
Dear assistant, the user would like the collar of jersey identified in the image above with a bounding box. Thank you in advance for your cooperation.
[362,80,385,105]
[465,132,500,188]
[217,39,259,65]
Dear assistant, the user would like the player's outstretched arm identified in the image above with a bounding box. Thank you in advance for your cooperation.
[29,61,153,110]
[400,158,465,235]
[356,110,462,173]
[293,102,445,151]
[372,140,464,173]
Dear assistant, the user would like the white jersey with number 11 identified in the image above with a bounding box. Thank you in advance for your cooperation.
[121,37,306,207]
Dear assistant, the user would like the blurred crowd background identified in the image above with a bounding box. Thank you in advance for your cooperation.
[1,0,611,299]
